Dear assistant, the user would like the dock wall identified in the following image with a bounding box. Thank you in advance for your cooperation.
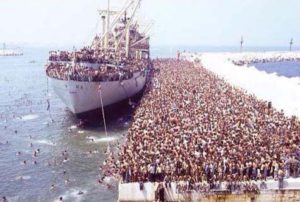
[118,179,300,202]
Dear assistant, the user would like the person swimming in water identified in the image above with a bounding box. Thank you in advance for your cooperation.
[64,179,70,185]
[50,184,55,191]
[63,157,68,163]
[54,196,63,202]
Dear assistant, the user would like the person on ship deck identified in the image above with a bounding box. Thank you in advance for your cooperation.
[46,58,147,82]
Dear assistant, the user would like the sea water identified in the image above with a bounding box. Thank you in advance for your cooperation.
[254,61,300,78]
[1,46,300,202]
[0,47,128,202]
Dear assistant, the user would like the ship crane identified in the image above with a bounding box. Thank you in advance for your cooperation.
[130,21,153,49]
[93,0,144,59]
[94,0,137,51]
[113,0,142,57]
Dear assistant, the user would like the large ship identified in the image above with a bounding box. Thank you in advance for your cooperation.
[45,0,150,114]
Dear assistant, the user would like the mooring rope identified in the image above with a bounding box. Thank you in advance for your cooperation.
[98,84,108,138]
[46,77,53,122]
[98,84,110,153]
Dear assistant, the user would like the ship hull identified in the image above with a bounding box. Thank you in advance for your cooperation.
[49,71,147,114]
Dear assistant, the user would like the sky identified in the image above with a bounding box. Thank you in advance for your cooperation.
[0,0,299,47]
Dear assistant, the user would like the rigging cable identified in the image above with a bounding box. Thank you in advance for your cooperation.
[46,77,53,122]
[98,84,110,152]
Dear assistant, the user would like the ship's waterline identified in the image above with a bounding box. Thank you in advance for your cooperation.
[49,71,147,114]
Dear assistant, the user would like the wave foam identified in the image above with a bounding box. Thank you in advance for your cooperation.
[86,136,117,143]
[58,188,86,202]
[33,139,56,146]
[69,125,78,130]
[20,114,39,121]
[15,175,31,180]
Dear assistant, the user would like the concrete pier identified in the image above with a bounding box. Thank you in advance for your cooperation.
[118,179,300,201]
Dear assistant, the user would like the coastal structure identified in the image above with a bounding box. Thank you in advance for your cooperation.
[45,0,150,114]
[118,180,300,201]
[0,43,23,56]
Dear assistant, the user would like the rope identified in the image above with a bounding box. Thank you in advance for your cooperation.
[98,84,110,154]
[46,77,53,122]
[99,84,108,138]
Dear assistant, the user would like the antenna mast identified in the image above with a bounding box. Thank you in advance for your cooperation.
[240,36,243,52]
[290,38,293,51]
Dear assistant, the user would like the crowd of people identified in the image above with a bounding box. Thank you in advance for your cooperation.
[46,58,147,82]
[102,59,300,194]
[49,48,138,64]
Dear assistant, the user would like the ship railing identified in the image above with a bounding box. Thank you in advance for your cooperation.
[47,69,137,83]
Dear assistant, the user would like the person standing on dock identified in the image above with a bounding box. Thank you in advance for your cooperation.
[155,183,165,202]
[278,169,285,189]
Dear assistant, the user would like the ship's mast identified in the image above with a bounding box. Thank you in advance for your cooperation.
[97,1,136,50]
[101,15,106,47]
[97,0,146,57]
[104,0,110,52]
[125,23,130,58]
